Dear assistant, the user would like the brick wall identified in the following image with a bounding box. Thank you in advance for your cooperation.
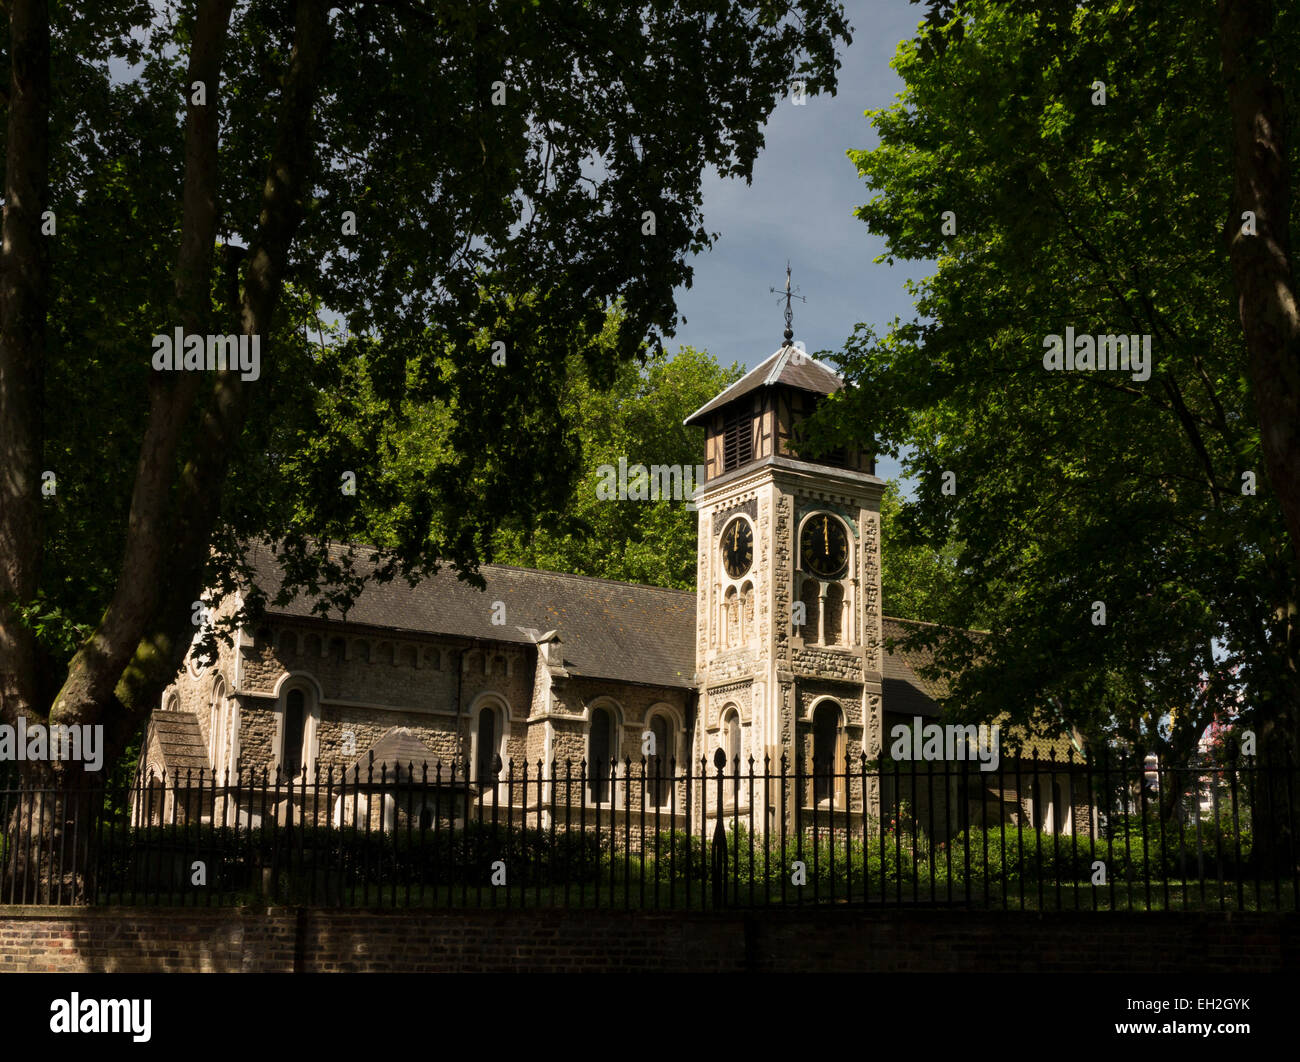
[1,907,1294,973]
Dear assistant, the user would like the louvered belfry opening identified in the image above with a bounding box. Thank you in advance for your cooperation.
[722,406,754,471]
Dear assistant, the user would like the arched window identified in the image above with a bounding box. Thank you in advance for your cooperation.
[222,699,240,780]
[799,578,821,643]
[724,586,739,648]
[741,581,754,644]
[647,713,673,807]
[720,707,745,809]
[722,708,741,769]
[208,676,226,770]
[589,706,614,803]
[276,679,318,783]
[475,704,498,783]
[282,687,306,779]
[813,701,845,806]
[470,698,509,799]
[218,695,231,777]
[823,582,844,646]
[142,772,166,827]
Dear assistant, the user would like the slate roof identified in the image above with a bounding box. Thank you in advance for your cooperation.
[882,616,948,719]
[143,709,210,777]
[248,545,697,690]
[343,727,441,783]
[683,345,843,425]
[248,547,1071,758]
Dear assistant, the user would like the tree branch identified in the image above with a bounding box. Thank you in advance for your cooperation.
[114,0,332,718]
[50,0,236,726]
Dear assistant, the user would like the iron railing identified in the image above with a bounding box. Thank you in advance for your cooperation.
[0,747,1295,911]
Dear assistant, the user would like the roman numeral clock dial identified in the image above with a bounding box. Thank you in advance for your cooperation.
[800,513,848,579]
[721,517,753,578]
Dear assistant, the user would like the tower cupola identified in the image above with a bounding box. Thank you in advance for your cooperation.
[683,347,871,484]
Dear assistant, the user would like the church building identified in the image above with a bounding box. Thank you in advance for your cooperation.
[141,329,1087,839]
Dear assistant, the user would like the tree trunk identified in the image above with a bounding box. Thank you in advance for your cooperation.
[1219,0,1300,570]
[48,0,236,731]
[2,761,107,904]
[1219,0,1300,884]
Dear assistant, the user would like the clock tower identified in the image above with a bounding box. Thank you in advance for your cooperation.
[685,328,885,833]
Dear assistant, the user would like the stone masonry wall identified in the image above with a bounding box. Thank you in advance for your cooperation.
[229,626,535,777]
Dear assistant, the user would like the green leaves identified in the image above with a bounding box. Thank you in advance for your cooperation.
[492,337,743,590]
[833,0,1296,761]
[12,592,93,659]
[18,0,852,703]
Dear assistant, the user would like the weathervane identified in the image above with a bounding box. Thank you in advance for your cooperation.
[769,262,806,347]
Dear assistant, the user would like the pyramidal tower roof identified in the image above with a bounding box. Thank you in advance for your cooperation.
[683,344,843,426]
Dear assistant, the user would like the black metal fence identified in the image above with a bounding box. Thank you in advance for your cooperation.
[1,748,1295,911]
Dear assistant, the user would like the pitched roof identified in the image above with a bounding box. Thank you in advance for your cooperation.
[342,727,440,783]
[247,548,1069,755]
[143,709,210,777]
[683,345,843,425]
[882,616,948,719]
[248,545,697,690]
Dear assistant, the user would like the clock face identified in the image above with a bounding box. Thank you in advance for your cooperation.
[721,517,754,578]
[800,513,849,579]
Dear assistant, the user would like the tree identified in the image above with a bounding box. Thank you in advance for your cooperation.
[827,0,1298,830]
[0,0,852,894]
[878,479,968,625]
[492,338,743,590]
[913,0,1300,571]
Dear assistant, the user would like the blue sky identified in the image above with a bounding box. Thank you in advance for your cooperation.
[669,0,931,487]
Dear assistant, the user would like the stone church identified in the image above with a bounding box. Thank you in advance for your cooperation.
[142,337,1086,838]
